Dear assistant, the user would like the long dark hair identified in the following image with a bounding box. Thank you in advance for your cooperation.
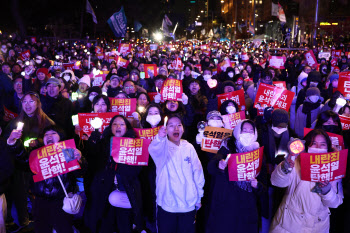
[141,103,164,128]
[104,115,136,138]
[220,100,239,115]
[226,120,256,153]
[304,129,333,152]
[314,110,342,130]
[162,100,186,116]
[92,95,111,112]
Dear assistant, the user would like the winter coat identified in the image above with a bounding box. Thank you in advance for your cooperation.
[270,158,343,233]
[0,138,14,195]
[294,101,323,138]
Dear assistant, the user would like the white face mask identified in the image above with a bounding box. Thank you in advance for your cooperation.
[308,147,328,153]
[226,106,236,114]
[308,95,319,103]
[208,119,223,128]
[63,74,71,82]
[203,74,211,81]
[239,133,255,147]
[146,114,161,126]
[228,72,234,78]
[36,59,42,64]
[271,126,287,135]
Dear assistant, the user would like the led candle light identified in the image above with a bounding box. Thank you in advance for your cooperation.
[17,122,24,131]
[91,117,103,130]
[138,106,145,113]
[72,115,79,126]
[164,116,168,127]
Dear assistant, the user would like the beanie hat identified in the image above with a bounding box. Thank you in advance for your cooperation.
[36,68,49,77]
[271,109,289,127]
[298,71,308,84]
[110,75,120,81]
[308,71,322,83]
[87,86,102,96]
[306,87,320,97]
[46,78,60,87]
[329,74,339,83]
[130,69,140,76]
[206,110,223,121]
[79,75,91,87]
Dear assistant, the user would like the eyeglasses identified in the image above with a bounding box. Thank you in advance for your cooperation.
[124,86,135,90]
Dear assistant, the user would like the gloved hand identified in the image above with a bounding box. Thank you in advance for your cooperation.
[196,132,204,145]
[312,181,332,195]
[154,93,161,103]
[182,93,188,105]
[281,154,295,174]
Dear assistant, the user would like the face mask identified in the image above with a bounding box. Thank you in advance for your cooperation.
[203,74,211,81]
[36,59,42,64]
[271,126,288,135]
[239,133,255,147]
[308,95,319,103]
[226,106,236,114]
[322,125,341,134]
[63,74,71,82]
[308,147,328,153]
[146,114,161,126]
[228,72,234,78]
[208,119,223,128]
[310,81,318,87]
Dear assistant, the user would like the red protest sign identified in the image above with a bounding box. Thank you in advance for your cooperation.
[217,58,232,73]
[90,73,107,87]
[338,72,350,99]
[111,137,151,166]
[268,56,286,69]
[95,46,103,54]
[332,49,342,59]
[115,56,129,68]
[194,64,202,72]
[78,112,119,139]
[109,98,137,117]
[201,126,233,153]
[254,83,295,112]
[20,50,31,61]
[134,126,161,141]
[118,43,131,54]
[63,63,74,71]
[169,58,183,71]
[148,92,158,102]
[304,128,345,151]
[227,147,264,181]
[3,106,18,122]
[222,111,246,130]
[217,89,246,111]
[304,50,318,68]
[300,149,348,182]
[273,81,286,89]
[161,79,183,101]
[29,139,81,182]
[339,115,350,130]
[241,53,249,62]
[144,64,158,79]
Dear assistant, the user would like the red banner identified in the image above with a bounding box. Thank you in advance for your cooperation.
[304,50,318,68]
[115,56,129,68]
[169,58,183,71]
[20,50,31,61]
[338,72,350,99]
[339,115,350,130]
[268,56,286,69]
[134,126,161,140]
[201,126,233,153]
[227,147,264,181]
[331,49,342,59]
[78,112,119,139]
[217,89,246,111]
[300,149,348,182]
[3,106,18,122]
[161,79,183,101]
[109,98,137,117]
[304,128,345,151]
[144,64,158,79]
[111,137,151,166]
[254,83,295,112]
[29,139,80,182]
[222,111,246,130]
[90,73,107,87]
[62,63,74,71]
[118,43,131,54]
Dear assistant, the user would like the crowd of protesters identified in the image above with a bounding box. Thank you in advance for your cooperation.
[0,33,349,233]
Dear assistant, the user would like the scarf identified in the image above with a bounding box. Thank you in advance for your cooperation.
[302,101,321,128]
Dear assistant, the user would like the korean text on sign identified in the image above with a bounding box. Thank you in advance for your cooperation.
[161,79,183,101]
[201,126,233,153]
[29,139,81,182]
[111,137,151,166]
[227,147,264,181]
[134,126,161,141]
[222,111,246,130]
[217,89,246,111]
[300,149,348,182]
[109,98,137,117]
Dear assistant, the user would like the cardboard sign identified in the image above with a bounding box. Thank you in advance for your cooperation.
[118,43,131,54]
[273,81,286,89]
[339,115,350,130]
[134,126,161,140]
[109,98,137,117]
[161,79,183,101]
[227,147,264,181]
[91,73,107,87]
[144,64,158,79]
[338,72,350,99]
[217,89,246,111]
[222,111,246,130]
[63,63,74,71]
[254,83,295,112]
[29,139,80,182]
[111,137,151,166]
[300,149,348,182]
[201,126,233,153]
[20,50,31,61]
[3,106,18,121]
[318,52,331,61]
[78,112,119,139]
[304,128,345,151]
[115,56,129,68]
[268,56,286,69]
[304,50,318,68]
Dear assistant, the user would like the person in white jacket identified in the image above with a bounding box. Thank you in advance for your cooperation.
[148,114,205,233]
[270,129,343,233]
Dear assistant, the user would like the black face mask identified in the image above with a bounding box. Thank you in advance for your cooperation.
[322,125,341,134]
